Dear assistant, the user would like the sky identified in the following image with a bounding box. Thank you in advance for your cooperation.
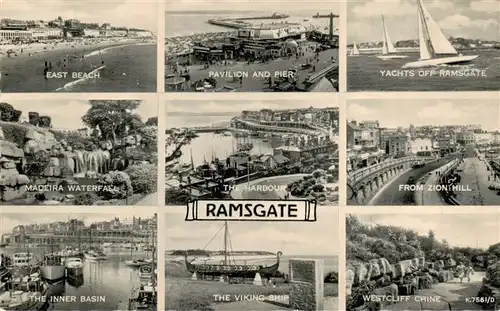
[352,214,500,249]
[166,0,340,12]
[348,0,500,43]
[2,0,158,33]
[0,212,156,235]
[166,100,339,114]
[7,100,158,130]
[165,208,339,256]
[347,99,500,130]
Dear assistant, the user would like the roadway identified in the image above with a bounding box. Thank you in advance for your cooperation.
[369,155,457,205]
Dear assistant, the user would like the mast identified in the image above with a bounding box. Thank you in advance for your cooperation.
[223,221,228,265]
[130,229,134,259]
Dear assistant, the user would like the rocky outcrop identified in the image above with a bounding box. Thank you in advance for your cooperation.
[0,139,29,201]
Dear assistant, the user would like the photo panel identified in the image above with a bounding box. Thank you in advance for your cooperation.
[0,98,158,206]
[0,0,158,93]
[165,99,339,207]
[346,95,500,206]
[347,0,500,91]
[346,212,500,311]
[165,207,339,310]
[0,210,158,311]
[165,0,340,92]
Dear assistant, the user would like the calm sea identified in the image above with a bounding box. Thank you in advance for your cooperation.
[2,247,152,311]
[166,10,337,38]
[167,115,281,167]
[348,50,500,91]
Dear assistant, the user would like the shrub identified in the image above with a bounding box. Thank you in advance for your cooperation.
[75,192,100,205]
[125,164,157,195]
[97,171,133,200]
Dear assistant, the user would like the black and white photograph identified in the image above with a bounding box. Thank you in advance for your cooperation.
[165,100,339,206]
[0,212,157,311]
[165,0,339,92]
[347,0,500,91]
[165,208,339,310]
[346,213,500,311]
[0,99,158,206]
[347,97,500,206]
[0,0,157,93]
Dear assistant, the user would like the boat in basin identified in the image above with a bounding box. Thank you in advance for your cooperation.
[39,253,65,281]
[65,257,84,277]
[84,250,107,261]
[127,282,157,311]
[126,259,150,268]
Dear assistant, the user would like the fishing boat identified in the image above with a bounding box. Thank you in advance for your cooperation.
[126,259,149,268]
[127,282,157,311]
[39,253,65,281]
[402,0,478,68]
[349,42,360,57]
[66,275,84,288]
[185,221,282,278]
[65,258,84,278]
[376,15,407,60]
[0,270,49,311]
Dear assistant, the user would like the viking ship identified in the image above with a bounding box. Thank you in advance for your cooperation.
[184,221,282,278]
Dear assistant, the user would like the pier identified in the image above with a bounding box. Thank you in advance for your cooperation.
[207,13,290,29]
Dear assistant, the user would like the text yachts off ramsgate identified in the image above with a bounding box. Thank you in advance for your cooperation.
[377,15,408,60]
[185,221,282,278]
[349,42,360,57]
[403,0,478,68]
[65,257,84,278]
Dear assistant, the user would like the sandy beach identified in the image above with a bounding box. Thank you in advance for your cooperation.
[0,38,156,92]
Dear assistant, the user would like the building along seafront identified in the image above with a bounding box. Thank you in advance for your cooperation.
[1,216,158,246]
[0,18,153,42]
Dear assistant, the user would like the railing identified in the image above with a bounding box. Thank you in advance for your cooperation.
[348,156,435,184]
[438,159,461,205]
[235,119,320,134]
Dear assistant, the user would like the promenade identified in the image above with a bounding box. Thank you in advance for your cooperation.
[455,157,498,205]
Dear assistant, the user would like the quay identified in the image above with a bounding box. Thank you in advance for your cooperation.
[2,229,156,245]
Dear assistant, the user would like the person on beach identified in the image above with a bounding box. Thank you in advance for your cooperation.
[456,262,465,283]
[465,265,475,283]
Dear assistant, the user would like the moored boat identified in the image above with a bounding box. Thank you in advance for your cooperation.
[125,259,149,268]
[138,264,153,279]
[84,250,107,261]
[39,254,65,281]
[65,257,84,277]
[127,282,157,311]
[0,271,49,310]
[11,253,34,268]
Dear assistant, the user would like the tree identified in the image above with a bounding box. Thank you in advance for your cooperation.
[146,117,158,126]
[0,102,22,122]
[82,100,142,146]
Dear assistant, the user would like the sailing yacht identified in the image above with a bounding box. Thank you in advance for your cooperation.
[403,0,478,68]
[349,42,360,57]
[377,15,407,60]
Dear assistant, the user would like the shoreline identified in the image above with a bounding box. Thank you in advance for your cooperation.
[0,39,156,92]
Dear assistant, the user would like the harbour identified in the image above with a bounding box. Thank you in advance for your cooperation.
[165,100,340,206]
[0,213,158,310]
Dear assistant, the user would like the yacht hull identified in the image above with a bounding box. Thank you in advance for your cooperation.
[40,265,66,281]
[402,55,478,68]
[377,54,408,60]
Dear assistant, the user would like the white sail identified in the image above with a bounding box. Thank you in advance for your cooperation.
[352,42,360,55]
[417,1,433,60]
[418,0,457,55]
[382,15,397,54]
